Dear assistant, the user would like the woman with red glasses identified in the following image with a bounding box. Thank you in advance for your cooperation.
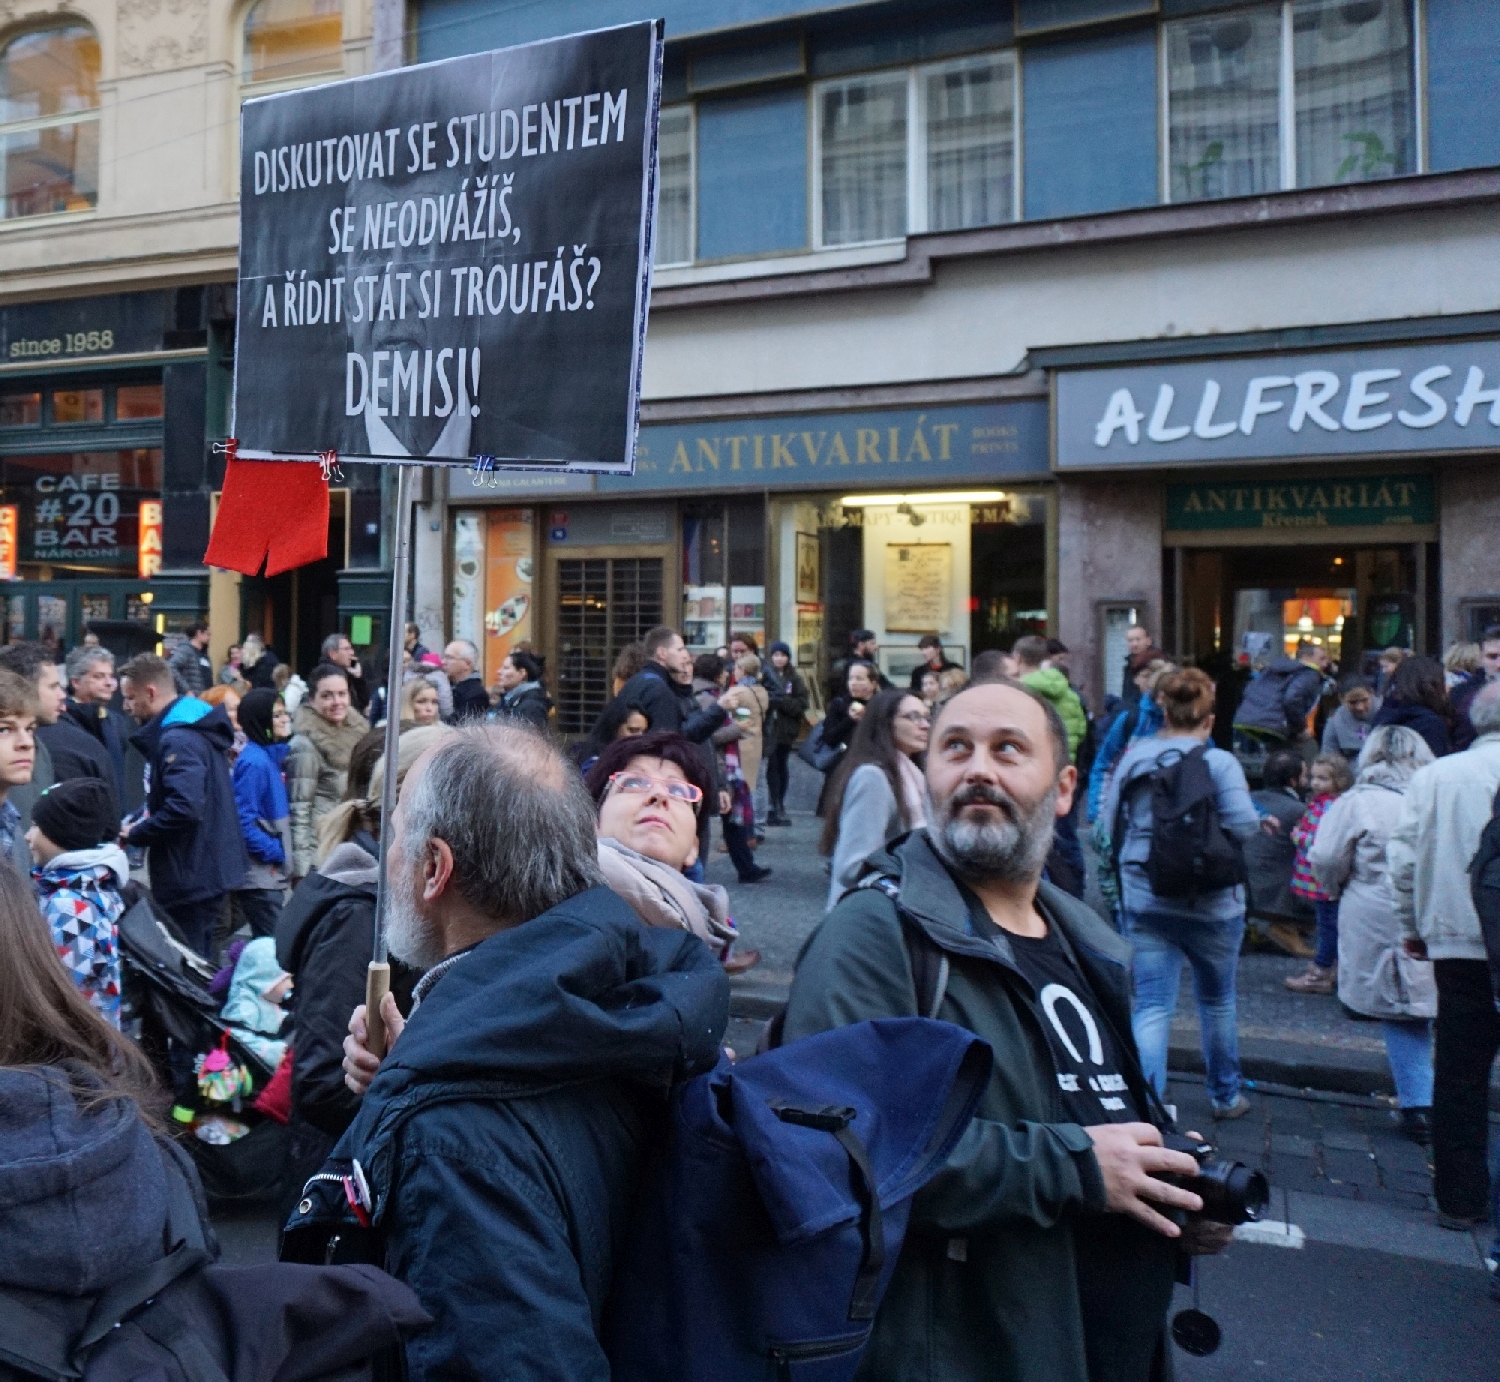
[583,730,759,975]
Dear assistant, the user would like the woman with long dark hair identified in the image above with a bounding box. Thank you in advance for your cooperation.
[1369,654,1453,757]
[820,688,930,909]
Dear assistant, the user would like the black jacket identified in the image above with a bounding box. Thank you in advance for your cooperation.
[762,666,809,747]
[275,836,423,1229]
[450,674,491,723]
[496,681,551,730]
[36,715,113,788]
[62,697,128,800]
[617,661,726,743]
[1369,697,1451,758]
[335,887,729,1381]
[127,699,247,906]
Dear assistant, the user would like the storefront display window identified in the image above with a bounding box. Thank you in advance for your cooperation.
[682,498,765,654]
[51,388,103,425]
[0,391,41,428]
[450,508,536,686]
[2,449,161,576]
[778,488,1048,693]
[115,383,164,420]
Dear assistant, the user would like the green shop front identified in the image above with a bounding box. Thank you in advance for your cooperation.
[0,288,225,653]
[1052,334,1500,701]
[442,390,1053,735]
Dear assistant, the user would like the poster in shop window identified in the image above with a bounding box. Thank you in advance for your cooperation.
[884,543,952,633]
[484,509,533,683]
[233,21,663,471]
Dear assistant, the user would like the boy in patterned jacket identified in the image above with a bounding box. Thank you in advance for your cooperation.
[27,777,129,1029]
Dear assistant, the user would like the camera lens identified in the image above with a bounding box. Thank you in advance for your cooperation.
[1224,1165,1269,1222]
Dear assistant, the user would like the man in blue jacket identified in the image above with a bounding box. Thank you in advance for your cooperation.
[120,653,246,958]
[337,724,729,1380]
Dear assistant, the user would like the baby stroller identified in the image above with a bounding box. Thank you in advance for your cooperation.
[117,886,291,1206]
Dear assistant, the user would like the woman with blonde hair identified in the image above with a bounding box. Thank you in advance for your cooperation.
[1101,666,1266,1121]
[399,675,443,729]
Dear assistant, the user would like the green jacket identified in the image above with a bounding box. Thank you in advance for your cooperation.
[1022,667,1087,761]
[783,831,1172,1382]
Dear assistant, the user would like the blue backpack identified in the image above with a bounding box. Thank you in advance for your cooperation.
[606,1016,991,1382]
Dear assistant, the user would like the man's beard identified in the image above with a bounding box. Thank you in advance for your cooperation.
[928,781,1058,886]
[385,865,445,969]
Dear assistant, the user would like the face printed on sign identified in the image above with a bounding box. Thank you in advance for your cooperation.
[336,165,477,460]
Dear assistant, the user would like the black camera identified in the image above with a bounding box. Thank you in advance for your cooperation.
[1161,1133,1269,1225]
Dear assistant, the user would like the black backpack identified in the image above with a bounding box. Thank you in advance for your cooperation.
[1470,785,1500,1000]
[0,1142,427,1382]
[1115,744,1247,902]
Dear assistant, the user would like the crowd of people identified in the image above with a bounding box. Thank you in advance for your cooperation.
[0,609,1497,1377]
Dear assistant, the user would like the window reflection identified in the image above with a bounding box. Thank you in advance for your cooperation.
[115,384,165,420]
[0,392,41,427]
[0,25,101,220]
[51,389,104,425]
[243,0,343,84]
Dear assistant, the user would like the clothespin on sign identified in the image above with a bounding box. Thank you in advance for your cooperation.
[212,437,239,462]
[318,449,343,482]
[472,454,496,474]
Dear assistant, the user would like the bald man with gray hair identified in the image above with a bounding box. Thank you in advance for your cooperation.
[443,637,490,723]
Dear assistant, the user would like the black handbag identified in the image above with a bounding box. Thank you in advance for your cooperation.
[796,720,844,774]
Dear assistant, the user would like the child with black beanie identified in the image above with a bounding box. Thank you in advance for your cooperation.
[27,777,129,1029]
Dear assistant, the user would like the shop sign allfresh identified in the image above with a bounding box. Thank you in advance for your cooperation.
[1165,473,1435,532]
[1056,341,1500,469]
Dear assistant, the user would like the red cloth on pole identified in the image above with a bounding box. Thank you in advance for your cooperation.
[204,457,329,576]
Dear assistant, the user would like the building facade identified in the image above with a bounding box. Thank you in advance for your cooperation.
[419,0,1500,730]
[0,0,396,670]
[4,0,1498,717]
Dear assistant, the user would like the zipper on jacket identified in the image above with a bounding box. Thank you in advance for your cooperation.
[771,1332,869,1372]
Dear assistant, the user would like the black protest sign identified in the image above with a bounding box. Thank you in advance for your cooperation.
[233,21,662,470]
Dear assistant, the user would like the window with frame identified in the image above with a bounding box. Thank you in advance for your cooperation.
[655,105,694,266]
[243,0,343,87]
[1165,0,1414,204]
[0,25,100,222]
[815,50,1017,249]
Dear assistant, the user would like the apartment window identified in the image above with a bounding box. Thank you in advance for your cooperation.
[0,25,100,222]
[243,0,343,87]
[1293,0,1413,188]
[1165,0,1413,203]
[816,51,1017,248]
[655,105,694,266]
[818,72,910,246]
[924,53,1017,232]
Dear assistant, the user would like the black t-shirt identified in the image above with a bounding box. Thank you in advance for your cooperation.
[1004,926,1138,1128]
[959,884,1175,1382]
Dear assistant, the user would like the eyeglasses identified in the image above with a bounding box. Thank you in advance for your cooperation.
[898,711,931,725]
[607,772,703,805]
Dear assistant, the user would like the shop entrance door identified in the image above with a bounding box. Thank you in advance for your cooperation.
[1174,542,1425,685]
[549,551,667,736]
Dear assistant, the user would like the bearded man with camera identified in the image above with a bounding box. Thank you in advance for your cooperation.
[782,679,1262,1382]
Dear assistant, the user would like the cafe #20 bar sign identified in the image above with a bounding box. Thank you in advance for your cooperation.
[231,20,663,472]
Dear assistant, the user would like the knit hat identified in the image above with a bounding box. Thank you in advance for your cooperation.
[768,641,792,659]
[32,778,120,853]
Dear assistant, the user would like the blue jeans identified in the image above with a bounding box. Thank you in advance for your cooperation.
[1380,1019,1433,1109]
[1313,898,1340,969]
[1123,909,1245,1109]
